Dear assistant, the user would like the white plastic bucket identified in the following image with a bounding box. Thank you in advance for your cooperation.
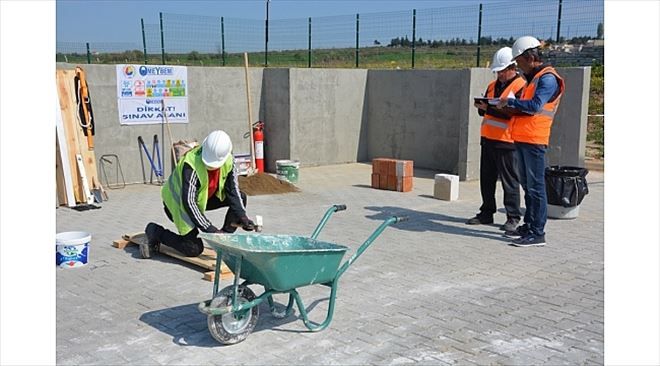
[56,231,91,268]
[276,159,300,183]
[547,204,580,219]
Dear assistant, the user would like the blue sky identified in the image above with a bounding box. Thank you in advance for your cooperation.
[57,0,485,42]
[56,0,602,54]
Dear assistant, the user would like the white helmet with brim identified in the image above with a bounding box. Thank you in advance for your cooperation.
[201,130,232,169]
[491,47,516,72]
[511,36,541,59]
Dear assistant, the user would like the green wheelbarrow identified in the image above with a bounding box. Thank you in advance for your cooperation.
[198,204,407,345]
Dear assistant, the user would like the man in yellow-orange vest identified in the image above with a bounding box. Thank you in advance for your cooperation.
[467,47,526,233]
[141,130,256,259]
[496,36,565,248]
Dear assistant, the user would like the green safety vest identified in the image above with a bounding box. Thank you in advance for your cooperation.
[161,145,234,235]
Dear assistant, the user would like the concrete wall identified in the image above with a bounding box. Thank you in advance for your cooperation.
[548,68,591,167]
[289,68,368,166]
[366,70,464,176]
[56,63,590,184]
[260,68,290,172]
[57,63,264,183]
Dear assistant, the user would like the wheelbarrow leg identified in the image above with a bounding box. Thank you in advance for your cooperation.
[212,249,223,297]
[267,293,295,319]
[291,280,340,332]
[231,255,243,310]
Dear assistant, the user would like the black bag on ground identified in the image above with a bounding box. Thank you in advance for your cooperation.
[545,166,589,207]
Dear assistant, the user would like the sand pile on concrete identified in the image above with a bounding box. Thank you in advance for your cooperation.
[238,173,300,196]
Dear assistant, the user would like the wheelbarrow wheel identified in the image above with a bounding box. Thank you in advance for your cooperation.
[207,285,259,345]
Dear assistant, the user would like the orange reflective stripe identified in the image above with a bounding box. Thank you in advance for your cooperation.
[482,118,509,129]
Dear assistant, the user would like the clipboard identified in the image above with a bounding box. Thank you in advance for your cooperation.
[473,97,500,106]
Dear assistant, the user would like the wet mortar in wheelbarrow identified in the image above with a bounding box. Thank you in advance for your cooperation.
[198,204,407,345]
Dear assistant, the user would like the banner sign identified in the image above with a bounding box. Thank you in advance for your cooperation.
[116,65,189,125]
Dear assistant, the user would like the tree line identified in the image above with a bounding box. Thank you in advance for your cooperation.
[385,35,602,48]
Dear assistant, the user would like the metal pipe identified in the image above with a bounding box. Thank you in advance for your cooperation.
[159,12,165,64]
[556,0,563,43]
[141,18,148,64]
[412,9,416,69]
[477,3,483,67]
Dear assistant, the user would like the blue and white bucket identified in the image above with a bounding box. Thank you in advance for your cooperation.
[56,231,91,268]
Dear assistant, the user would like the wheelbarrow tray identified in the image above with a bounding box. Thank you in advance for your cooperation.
[200,233,348,291]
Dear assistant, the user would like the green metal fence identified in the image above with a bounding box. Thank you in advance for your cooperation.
[56,0,604,68]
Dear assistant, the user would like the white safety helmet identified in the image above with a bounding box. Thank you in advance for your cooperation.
[201,130,232,169]
[511,36,541,59]
[490,47,515,72]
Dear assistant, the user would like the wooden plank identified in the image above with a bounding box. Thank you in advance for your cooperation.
[159,245,217,270]
[204,270,233,282]
[57,69,100,203]
[56,135,68,206]
[112,238,131,249]
[56,69,84,203]
[123,232,232,276]
[66,69,99,189]
[56,98,76,207]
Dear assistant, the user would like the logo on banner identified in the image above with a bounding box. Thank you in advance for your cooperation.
[123,65,135,78]
[138,65,174,76]
[134,80,145,96]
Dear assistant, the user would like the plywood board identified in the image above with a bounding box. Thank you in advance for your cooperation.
[56,69,83,203]
[56,69,100,203]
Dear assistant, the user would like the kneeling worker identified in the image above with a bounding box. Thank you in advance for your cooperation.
[141,130,255,259]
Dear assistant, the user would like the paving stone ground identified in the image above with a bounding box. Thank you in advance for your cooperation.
[56,163,604,365]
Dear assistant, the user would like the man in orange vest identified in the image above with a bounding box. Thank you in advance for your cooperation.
[467,47,526,232]
[496,36,565,247]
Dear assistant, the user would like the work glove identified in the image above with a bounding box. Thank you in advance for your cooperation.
[239,216,255,231]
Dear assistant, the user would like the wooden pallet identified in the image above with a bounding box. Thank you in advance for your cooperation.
[115,232,233,281]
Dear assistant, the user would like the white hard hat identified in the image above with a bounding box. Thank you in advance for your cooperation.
[201,130,232,169]
[490,47,515,72]
[511,36,541,59]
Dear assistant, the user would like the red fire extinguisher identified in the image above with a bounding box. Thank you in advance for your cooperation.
[253,121,265,173]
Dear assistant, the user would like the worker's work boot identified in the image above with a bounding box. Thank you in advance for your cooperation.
[500,217,520,232]
[465,213,494,225]
[141,223,162,259]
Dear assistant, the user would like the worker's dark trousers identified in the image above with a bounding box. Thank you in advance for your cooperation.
[156,192,247,257]
[478,144,522,219]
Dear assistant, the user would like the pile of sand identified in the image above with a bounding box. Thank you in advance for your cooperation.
[238,173,300,196]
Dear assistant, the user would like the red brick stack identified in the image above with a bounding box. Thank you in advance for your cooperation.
[371,158,413,192]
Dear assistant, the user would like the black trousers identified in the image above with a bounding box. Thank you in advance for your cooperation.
[479,144,522,219]
[157,192,247,256]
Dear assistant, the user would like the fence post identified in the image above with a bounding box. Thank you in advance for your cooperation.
[355,13,360,68]
[308,17,312,68]
[221,17,226,66]
[476,3,482,67]
[412,9,416,69]
[86,42,91,64]
[159,12,165,65]
[265,0,270,67]
[141,18,148,64]
[556,0,563,42]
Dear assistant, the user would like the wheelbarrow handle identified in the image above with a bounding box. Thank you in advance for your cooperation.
[333,204,346,212]
[394,216,408,223]
[310,204,347,240]
[335,215,404,280]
